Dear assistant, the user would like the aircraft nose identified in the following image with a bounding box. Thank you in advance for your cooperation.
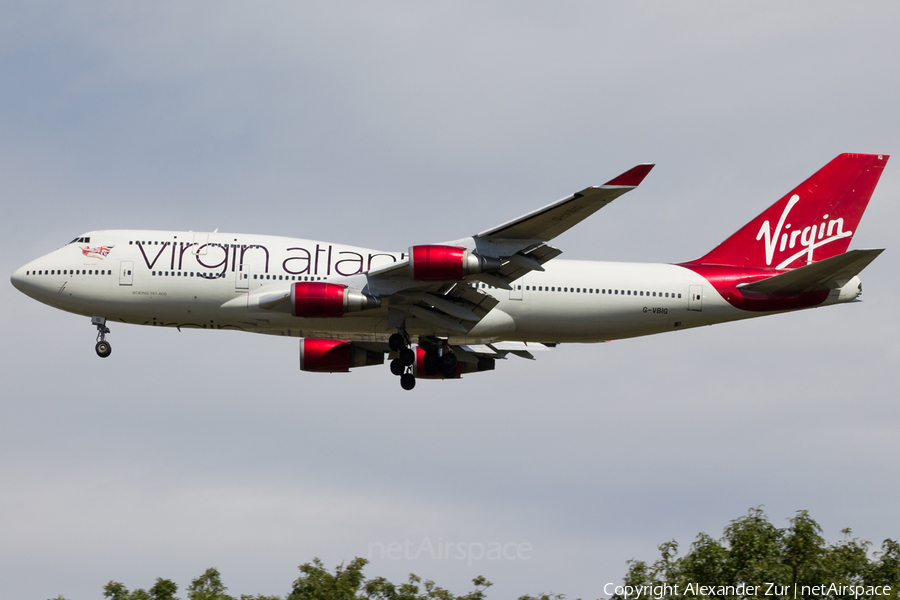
[10,265,27,293]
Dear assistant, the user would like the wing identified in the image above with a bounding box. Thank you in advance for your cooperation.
[358,163,655,335]
[475,163,655,241]
[253,164,654,340]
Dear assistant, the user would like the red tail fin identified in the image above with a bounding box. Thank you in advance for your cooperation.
[695,153,888,269]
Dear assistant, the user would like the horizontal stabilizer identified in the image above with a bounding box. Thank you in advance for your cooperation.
[738,249,884,294]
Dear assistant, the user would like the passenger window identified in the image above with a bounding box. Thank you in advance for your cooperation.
[678,293,682,298]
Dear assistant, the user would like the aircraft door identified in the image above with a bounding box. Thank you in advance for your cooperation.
[509,282,523,300]
[235,261,249,290]
[192,232,209,255]
[119,261,133,286]
[688,285,702,311]
[236,244,269,288]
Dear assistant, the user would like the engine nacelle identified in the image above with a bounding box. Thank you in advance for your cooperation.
[413,346,495,379]
[408,245,502,282]
[291,282,380,318]
[299,338,385,373]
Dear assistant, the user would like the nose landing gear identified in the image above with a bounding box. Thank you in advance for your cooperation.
[92,316,111,358]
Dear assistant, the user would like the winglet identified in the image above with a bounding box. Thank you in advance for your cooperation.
[603,164,655,187]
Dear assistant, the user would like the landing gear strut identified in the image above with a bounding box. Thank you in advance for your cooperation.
[92,316,111,358]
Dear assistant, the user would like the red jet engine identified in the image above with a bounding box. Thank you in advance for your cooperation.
[299,338,385,373]
[408,245,502,282]
[291,282,380,318]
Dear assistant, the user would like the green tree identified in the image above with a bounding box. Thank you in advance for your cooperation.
[614,508,900,600]
[188,568,234,600]
[287,558,367,600]
[86,513,900,600]
[362,571,494,600]
[104,578,180,600]
[150,578,181,600]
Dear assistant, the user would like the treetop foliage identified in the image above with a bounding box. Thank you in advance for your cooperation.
[48,508,899,600]
[615,508,900,599]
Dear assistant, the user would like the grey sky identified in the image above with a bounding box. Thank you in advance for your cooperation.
[2,3,899,599]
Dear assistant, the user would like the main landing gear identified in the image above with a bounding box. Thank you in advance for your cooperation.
[388,331,461,390]
[92,316,112,358]
[389,331,416,390]
[422,345,458,378]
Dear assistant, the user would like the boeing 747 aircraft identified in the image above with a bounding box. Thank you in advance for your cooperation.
[11,153,888,390]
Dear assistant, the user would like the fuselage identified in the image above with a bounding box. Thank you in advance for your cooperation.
[10,229,863,345]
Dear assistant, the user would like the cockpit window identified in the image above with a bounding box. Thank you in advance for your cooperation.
[68,236,90,244]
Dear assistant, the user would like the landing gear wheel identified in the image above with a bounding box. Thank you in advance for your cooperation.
[423,349,440,376]
[95,341,112,358]
[389,333,405,352]
[92,316,112,358]
[400,373,416,390]
[390,358,405,376]
[399,347,415,366]
[441,352,458,370]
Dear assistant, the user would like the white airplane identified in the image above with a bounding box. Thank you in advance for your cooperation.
[11,153,888,390]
